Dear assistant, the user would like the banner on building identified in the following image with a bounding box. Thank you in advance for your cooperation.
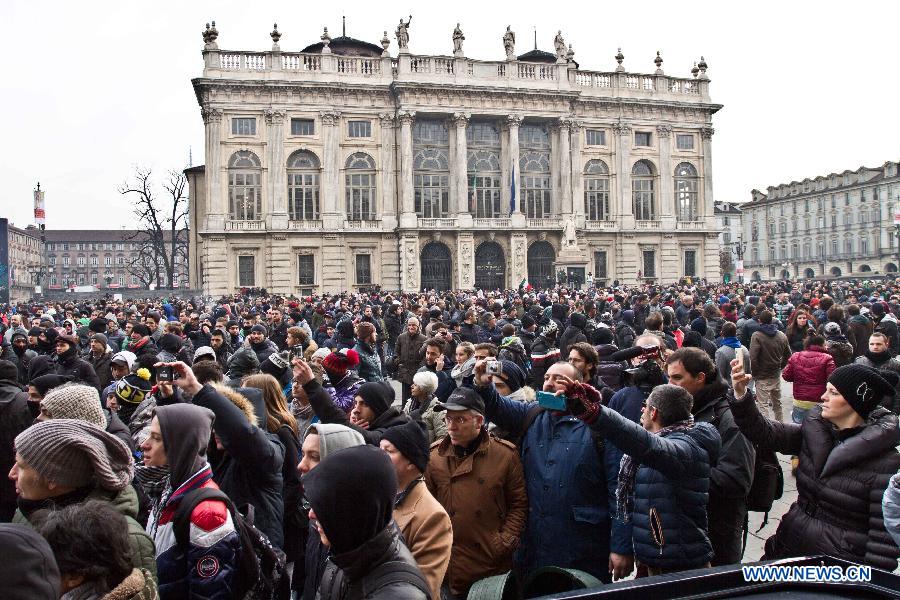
[34,188,45,225]
[0,218,9,305]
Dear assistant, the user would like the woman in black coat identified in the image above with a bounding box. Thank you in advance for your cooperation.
[729,360,900,571]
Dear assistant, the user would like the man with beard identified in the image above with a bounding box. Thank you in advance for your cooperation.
[209,329,233,369]
[665,347,755,566]
[247,324,278,364]
[3,331,36,385]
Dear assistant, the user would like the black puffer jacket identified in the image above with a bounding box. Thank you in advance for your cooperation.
[318,525,428,600]
[692,380,756,566]
[0,378,31,521]
[729,392,900,571]
[191,384,286,548]
[589,406,721,569]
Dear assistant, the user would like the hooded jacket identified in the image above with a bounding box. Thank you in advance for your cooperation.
[144,403,240,599]
[249,338,279,365]
[847,314,874,358]
[782,345,836,402]
[729,392,900,571]
[558,312,588,356]
[191,384,285,549]
[304,379,409,446]
[29,349,101,392]
[305,446,428,600]
[588,406,721,569]
[0,523,60,600]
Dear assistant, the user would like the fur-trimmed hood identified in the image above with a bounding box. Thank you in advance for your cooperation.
[210,382,257,425]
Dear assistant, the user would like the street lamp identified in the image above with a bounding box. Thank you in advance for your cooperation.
[732,237,747,283]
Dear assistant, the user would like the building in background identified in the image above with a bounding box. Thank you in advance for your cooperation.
[714,201,744,282]
[186,21,722,295]
[741,161,900,281]
[43,230,189,291]
[4,223,44,303]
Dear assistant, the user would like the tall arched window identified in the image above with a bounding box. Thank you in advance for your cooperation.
[519,124,552,218]
[632,159,656,220]
[467,121,501,218]
[287,150,320,221]
[345,152,377,221]
[413,120,450,218]
[228,151,262,220]
[674,162,699,221]
[584,159,610,221]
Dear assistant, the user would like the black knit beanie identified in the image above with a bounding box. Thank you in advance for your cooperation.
[357,381,395,417]
[828,364,895,419]
[381,419,430,473]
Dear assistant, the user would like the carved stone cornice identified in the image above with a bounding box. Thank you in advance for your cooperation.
[201,105,224,124]
[398,110,416,126]
[700,126,715,140]
[612,121,632,136]
[319,110,341,126]
[452,112,471,127]
[264,109,287,125]
[656,124,673,138]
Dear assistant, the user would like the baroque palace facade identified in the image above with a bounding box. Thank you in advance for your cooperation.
[186,21,722,294]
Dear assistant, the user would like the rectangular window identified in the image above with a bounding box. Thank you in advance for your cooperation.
[723,232,731,243]
[469,174,502,218]
[90,257,98,267]
[104,256,112,266]
[231,117,256,136]
[118,275,124,286]
[131,275,138,285]
[50,275,57,286]
[522,176,552,218]
[47,243,54,251]
[117,256,125,266]
[91,273,98,286]
[355,254,372,285]
[49,256,56,266]
[831,194,836,208]
[291,118,315,136]
[77,256,85,267]
[634,131,652,147]
[684,250,697,276]
[63,243,69,251]
[346,172,377,220]
[642,250,656,278]
[348,120,372,138]
[238,256,255,287]
[584,177,610,220]
[78,274,85,285]
[593,251,607,279]
[63,256,70,266]
[115,243,123,250]
[298,255,315,286]
[414,174,450,218]
[585,129,606,146]
[676,134,694,150]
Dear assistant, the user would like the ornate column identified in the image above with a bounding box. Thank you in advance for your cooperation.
[398,111,416,228]
[612,121,633,224]
[506,114,523,226]
[558,118,573,216]
[657,124,674,221]
[201,105,224,230]
[265,109,288,229]
[457,234,474,290]
[400,234,420,291]
[569,121,584,224]
[320,110,341,227]
[510,232,528,288]
[700,127,715,223]
[378,113,398,229]
[452,113,471,222]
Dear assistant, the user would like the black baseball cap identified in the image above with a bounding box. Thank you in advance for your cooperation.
[435,387,485,415]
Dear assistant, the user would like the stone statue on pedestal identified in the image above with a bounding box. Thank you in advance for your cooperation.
[396,16,412,50]
[554,31,566,60]
[503,26,515,60]
[563,219,577,247]
[452,23,464,56]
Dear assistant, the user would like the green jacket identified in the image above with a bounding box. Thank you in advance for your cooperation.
[13,485,157,580]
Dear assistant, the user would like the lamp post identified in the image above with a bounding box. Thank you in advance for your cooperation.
[732,237,747,283]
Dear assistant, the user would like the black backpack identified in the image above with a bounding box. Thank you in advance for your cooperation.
[173,487,290,600]
[325,559,432,600]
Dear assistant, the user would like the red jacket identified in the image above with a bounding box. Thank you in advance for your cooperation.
[782,345,835,402]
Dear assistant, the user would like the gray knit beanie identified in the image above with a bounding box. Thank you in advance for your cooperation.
[40,384,105,428]
[14,419,134,492]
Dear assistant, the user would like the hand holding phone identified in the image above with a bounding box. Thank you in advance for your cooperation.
[537,390,567,411]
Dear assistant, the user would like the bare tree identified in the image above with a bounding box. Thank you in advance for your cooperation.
[119,167,189,289]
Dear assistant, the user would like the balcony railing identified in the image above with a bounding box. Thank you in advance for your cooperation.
[288,219,322,230]
[418,217,457,228]
[585,220,617,230]
[676,220,706,230]
[203,50,711,102]
[472,218,511,228]
[225,220,264,230]
[635,220,661,229]
[343,220,381,230]
[526,218,562,228]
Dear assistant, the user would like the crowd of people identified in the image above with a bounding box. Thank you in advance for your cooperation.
[0,276,899,599]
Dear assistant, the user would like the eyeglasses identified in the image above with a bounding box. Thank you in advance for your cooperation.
[443,415,474,425]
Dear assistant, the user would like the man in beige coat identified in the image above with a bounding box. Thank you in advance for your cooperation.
[425,387,528,599]
[381,419,453,600]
